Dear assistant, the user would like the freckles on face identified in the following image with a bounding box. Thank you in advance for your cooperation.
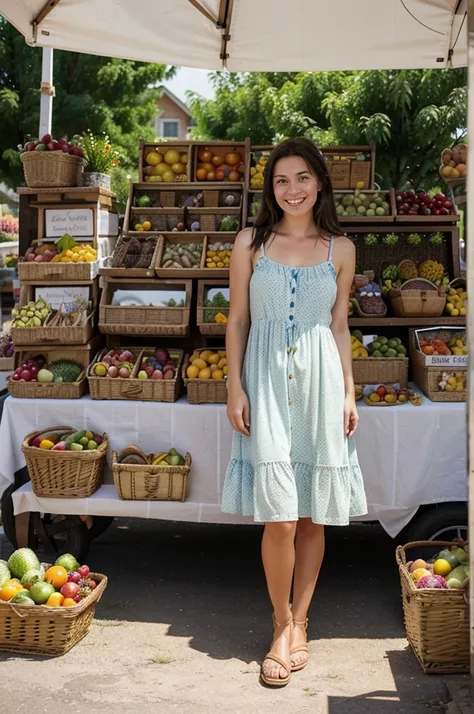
[272,155,320,214]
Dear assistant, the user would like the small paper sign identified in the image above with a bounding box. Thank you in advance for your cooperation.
[35,286,90,310]
[98,210,119,236]
[45,208,94,238]
[423,355,468,367]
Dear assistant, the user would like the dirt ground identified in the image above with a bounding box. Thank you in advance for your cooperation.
[0,520,468,714]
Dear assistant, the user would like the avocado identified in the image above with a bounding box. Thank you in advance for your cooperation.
[386,349,397,358]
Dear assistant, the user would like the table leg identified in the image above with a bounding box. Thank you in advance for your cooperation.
[14,511,31,548]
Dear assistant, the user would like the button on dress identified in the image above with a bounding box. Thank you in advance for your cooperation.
[222,237,368,524]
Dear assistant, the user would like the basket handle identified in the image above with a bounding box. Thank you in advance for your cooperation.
[9,604,31,619]
[119,382,144,399]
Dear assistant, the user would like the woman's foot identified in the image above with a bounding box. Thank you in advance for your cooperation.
[290,618,309,671]
[261,617,292,686]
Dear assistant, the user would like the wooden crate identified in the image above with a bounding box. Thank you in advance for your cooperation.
[100,234,160,279]
[409,330,467,402]
[139,140,192,183]
[18,254,100,282]
[335,189,396,223]
[129,184,243,213]
[197,280,229,335]
[99,278,191,336]
[192,140,249,186]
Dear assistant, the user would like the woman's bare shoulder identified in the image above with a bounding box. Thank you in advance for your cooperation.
[333,234,355,256]
[234,227,255,249]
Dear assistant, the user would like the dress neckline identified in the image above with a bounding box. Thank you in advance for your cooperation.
[258,255,335,271]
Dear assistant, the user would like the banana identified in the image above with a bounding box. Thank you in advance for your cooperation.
[152,452,168,466]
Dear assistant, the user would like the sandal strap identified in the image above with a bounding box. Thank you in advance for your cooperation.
[273,614,293,628]
[293,618,308,629]
[263,652,291,673]
[290,644,309,655]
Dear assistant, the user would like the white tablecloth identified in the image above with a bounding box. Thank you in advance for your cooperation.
[0,393,467,537]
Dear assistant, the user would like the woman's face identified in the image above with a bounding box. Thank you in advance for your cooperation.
[272,155,320,216]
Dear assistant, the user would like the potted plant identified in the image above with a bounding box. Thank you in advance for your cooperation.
[80,131,120,190]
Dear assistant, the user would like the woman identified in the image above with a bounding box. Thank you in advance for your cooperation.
[222,138,367,687]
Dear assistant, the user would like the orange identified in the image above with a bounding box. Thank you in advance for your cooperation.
[62,598,77,607]
[46,592,65,607]
[44,566,68,589]
[0,582,23,601]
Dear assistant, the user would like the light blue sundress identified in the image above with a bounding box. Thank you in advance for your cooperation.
[222,236,368,525]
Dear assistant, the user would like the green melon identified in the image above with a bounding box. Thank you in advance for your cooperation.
[7,548,41,580]
[0,562,11,588]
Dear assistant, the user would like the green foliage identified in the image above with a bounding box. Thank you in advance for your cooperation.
[190,69,467,190]
[0,15,174,188]
[80,131,120,174]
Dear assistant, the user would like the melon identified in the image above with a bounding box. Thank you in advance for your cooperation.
[7,548,41,580]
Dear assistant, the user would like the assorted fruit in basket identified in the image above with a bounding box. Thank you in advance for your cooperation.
[250,151,269,189]
[445,285,468,316]
[143,147,188,183]
[406,543,469,589]
[18,134,84,157]
[117,444,185,466]
[0,332,14,359]
[439,371,466,393]
[93,349,138,379]
[12,298,50,328]
[419,333,467,356]
[365,384,422,406]
[195,147,244,182]
[137,347,177,381]
[439,143,467,181]
[0,549,96,606]
[335,190,390,217]
[186,349,227,379]
[24,234,97,264]
[0,254,19,269]
[395,189,455,217]
[12,356,83,383]
[28,428,103,452]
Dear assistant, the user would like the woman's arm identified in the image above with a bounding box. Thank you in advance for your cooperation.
[330,236,358,437]
[225,228,254,436]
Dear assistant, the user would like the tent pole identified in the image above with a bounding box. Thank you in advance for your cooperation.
[468,0,474,678]
[39,47,54,138]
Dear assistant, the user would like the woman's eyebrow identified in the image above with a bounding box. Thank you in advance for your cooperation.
[274,170,310,178]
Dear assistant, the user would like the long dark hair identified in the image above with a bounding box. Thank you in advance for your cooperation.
[250,137,341,252]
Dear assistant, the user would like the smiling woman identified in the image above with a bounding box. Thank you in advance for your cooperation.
[221,137,367,687]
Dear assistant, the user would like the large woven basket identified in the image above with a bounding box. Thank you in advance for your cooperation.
[8,375,87,400]
[21,151,83,188]
[396,540,470,674]
[112,450,191,501]
[389,280,446,317]
[409,332,466,402]
[11,313,94,347]
[0,572,107,656]
[22,426,108,498]
[18,258,99,282]
[352,357,408,387]
[183,350,227,404]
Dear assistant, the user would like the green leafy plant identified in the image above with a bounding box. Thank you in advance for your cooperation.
[80,131,120,174]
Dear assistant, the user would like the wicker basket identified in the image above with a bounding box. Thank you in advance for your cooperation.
[21,151,83,188]
[12,313,94,347]
[0,572,107,656]
[352,298,387,319]
[352,357,408,387]
[197,280,229,335]
[395,540,470,674]
[22,426,108,498]
[390,279,446,317]
[183,350,227,404]
[88,348,183,402]
[409,331,466,402]
[112,450,191,501]
[18,258,99,282]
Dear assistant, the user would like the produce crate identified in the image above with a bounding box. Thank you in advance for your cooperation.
[7,342,99,399]
[99,278,191,336]
[22,426,108,498]
[335,189,396,223]
[197,280,229,335]
[112,450,191,501]
[191,141,248,184]
[88,347,183,402]
[395,540,470,674]
[409,329,467,402]
[139,140,191,183]
[155,235,206,278]
[0,571,108,656]
[18,254,100,282]
[183,349,227,404]
[394,187,460,224]
[21,151,83,188]
[100,234,160,279]
[389,280,446,318]
[352,357,408,387]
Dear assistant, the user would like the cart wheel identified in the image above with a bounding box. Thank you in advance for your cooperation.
[87,516,114,540]
[399,503,468,559]
[1,480,36,550]
[34,514,91,563]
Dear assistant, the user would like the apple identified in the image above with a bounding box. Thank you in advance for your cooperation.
[41,133,52,145]
[151,370,163,380]
[108,366,119,378]
[77,565,90,578]
[61,582,80,598]
[20,369,32,381]
[119,367,130,378]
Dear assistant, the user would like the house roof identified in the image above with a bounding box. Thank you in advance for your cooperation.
[158,86,192,117]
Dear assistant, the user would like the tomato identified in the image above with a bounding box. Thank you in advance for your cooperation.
[45,566,68,589]
[61,598,77,607]
[46,592,64,607]
[0,582,23,601]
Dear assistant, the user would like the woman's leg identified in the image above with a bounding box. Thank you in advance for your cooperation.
[290,518,325,668]
[261,520,297,680]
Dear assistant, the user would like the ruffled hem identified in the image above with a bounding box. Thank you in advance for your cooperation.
[221,457,368,526]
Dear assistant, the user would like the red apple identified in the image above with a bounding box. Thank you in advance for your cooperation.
[119,366,130,378]
[20,369,32,381]
[108,366,119,378]
[67,571,81,584]
[41,133,52,145]
[77,565,90,577]
[151,370,163,380]
[61,582,80,599]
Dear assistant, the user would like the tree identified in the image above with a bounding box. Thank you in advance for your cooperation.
[189,69,467,190]
[0,16,175,198]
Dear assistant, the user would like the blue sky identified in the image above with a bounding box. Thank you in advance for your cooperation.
[163,67,215,105]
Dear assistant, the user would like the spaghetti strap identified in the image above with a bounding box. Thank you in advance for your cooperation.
[328,236,334,262]
[260,242,265,257]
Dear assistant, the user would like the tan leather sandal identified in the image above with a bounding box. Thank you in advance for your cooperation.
[290,618,309,672]
[261,615,293,687]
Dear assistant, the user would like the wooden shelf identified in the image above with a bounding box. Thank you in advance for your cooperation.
[348,317,466,328]
[134,182,244,190]
[17,186,115,197]
[131,206,241,214]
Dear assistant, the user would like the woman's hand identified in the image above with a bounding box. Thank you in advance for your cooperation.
[344,394,359,438]
[227,387,250,436]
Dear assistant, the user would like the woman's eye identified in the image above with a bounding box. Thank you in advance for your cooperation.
[299,175,309,181]
[276,179,286,184]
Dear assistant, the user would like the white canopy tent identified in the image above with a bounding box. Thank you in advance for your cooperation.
[0,0,468,70]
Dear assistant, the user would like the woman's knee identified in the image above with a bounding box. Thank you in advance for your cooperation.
[264,520,297,541]
[296,517,324,538]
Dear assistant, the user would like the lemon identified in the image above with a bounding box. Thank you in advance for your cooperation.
[223,365,228,375]
[180,153,188,164]
[218,350,226,357]
[134,223,144,231]
[198,350,212,363]
[199,367,211,379]
[145,151,163,166]
[210,364,218,372]
[186,365,199,379]
[208,353,220,365]
[71,253,80,262]
[456,383,464,392]
[142,221,152,231]
[433,558,452,577]
[193,358,208,370]
[218,357,227,368]
[448,376,457,386]
[212,369,224,380]
[451,309,460,316]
